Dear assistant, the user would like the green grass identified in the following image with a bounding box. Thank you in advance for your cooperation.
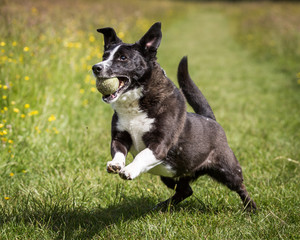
[1,1,300,239]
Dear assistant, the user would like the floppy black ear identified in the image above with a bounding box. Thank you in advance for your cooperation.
[138,22,162,55]
[97,27,122,50]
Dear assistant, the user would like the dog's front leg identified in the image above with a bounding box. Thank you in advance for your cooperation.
[107,137,131,173]
[119,148,162,180]
[107,151,126,173]
[107,122,132,173]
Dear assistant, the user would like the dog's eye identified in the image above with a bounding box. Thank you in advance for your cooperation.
[119,55,127,61]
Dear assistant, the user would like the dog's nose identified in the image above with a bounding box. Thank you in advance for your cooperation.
[92,64,103,74]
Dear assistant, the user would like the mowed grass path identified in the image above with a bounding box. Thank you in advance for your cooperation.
[1,4,299,240]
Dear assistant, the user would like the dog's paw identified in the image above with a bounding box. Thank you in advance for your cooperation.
[244,200,257,213]
[152,199,174,212]
[119,169,133,180]
[106,161,123,174]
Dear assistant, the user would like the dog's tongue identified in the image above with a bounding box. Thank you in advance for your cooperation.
[102,92,117,103]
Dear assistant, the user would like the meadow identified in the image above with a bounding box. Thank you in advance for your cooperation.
[1,0,300,239]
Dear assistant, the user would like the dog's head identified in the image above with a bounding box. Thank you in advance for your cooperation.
[92,22,162,103]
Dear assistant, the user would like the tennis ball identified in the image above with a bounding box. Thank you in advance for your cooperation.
[97,77,119,95]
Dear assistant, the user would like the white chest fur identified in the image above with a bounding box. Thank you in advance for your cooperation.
[111,88,155,153]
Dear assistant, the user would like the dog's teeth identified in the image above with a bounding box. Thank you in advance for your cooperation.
[119,81,124,88]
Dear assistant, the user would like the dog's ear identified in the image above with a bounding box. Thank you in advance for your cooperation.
[138,22,162,57]
[97,27,122,50]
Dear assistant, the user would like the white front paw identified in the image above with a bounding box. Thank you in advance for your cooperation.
[119,168,133,180]
[107,161,124,173]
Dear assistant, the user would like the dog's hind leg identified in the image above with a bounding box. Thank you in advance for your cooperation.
[154,177,193,210]
[236,183,257,212]
[205,153,257,212]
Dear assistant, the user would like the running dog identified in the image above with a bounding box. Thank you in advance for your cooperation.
[92,22,257,211]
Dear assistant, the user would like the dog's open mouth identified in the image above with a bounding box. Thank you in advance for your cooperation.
[97,77,130,103]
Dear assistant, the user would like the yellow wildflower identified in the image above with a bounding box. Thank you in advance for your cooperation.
[35,126,41,134]
[118,32,125,39]
[21,114,26,118]
[0,123,4,128]
[2,95,7,100]
[86,65,92,71]
[82,99,88,106]
[9,173,14,177]
[24,104,30,108]
[13,108,19,113]
[65,42,73,48]
[23,46,30,52]
[8,139,13,144]
[2,130,7,135]
[40,35,46,41]
[4,107,8,111]
[89,36,95,42]
[12,41,17,46]
[24,76,30,81]
[79,89,85,94]
[3,85,8,90]
[90,79,96,85]
[75,42,82,48]
[90,87,96,92]
[31,7,38,15]
[28,110,39,116]
[4,197,10,200]
[84,75,91,83]
[0,41,6,46]
[11,101,16,105]
[52,127,59,134]
[48,114,56,122]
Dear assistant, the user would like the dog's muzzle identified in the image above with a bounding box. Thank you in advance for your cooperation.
[92,64,103,76]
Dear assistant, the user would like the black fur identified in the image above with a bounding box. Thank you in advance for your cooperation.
[178,57,216,121]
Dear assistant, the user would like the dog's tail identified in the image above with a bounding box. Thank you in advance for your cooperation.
[177,56,216,120]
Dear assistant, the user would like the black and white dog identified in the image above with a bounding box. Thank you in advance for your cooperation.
[92,22,257,211]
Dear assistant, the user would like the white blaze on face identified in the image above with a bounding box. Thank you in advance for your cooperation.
[96,45,121,75]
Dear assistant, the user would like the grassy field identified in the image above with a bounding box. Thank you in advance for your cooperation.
[1,0,300,239]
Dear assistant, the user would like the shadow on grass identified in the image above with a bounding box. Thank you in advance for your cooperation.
[1,196,156,239]
[1,195,228,239]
